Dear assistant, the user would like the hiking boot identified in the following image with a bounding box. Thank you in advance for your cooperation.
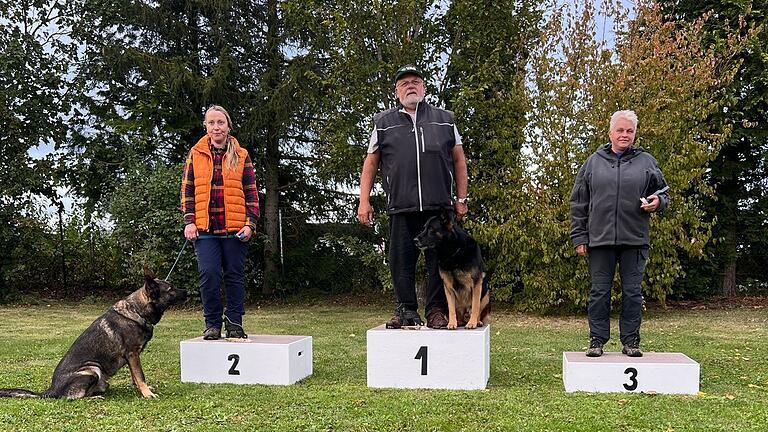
[203,326,221,340]
[385,304,423,329]
[224,316,248,339]
[622,339,643,357]
[586,337,604,357]
[426,308,448,329]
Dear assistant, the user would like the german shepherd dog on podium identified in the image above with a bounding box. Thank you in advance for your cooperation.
[414,210,490,329]
[0,269,188,399]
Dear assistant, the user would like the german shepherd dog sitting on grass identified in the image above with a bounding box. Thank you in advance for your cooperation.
[0,269,188,399]
[414,210,490,329]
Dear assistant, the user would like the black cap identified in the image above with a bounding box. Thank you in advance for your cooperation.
[394,64,424,83]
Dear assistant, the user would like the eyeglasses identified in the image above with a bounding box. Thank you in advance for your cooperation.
[396,78,423,88]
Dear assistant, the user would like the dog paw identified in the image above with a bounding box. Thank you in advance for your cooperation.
[466,320,478,329]
[447,321,458,330]
[141,388,158,399]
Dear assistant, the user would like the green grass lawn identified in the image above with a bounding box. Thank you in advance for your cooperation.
[0,300,765,431]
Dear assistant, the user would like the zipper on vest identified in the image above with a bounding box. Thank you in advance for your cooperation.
[412,102,423,211]
[420,127,425,152]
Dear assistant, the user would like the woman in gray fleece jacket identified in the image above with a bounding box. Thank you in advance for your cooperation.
[569,110,670,358]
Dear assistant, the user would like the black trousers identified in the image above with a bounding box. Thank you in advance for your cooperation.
[388,210,447,314]
[587,246,648,345]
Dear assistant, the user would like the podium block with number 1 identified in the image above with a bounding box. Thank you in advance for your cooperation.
[367,324,490,390]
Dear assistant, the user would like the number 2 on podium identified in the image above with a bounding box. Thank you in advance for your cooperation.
[228,354,241,375]
[415,346,428,375]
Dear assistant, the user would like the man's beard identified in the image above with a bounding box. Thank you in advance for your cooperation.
[401,94,424,109]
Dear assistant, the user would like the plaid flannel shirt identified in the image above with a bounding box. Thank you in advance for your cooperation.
[181,142,259,234]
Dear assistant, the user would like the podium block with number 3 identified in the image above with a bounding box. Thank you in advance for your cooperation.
[366,324,490,390]
[562,352,699,394]
[180,335,312,385]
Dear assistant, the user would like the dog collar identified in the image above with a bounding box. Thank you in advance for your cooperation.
[112,301,154,331]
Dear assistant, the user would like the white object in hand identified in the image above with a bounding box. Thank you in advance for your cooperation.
[640,197,649,205]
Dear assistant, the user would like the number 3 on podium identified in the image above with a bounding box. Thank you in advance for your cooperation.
[624,367,638,390]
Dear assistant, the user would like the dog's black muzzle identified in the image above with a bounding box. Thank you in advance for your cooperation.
[413,236,434,251]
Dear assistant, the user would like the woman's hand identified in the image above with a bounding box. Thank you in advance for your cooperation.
[641,194,661,212]
[184,223,199,241]
[236,226,253,241]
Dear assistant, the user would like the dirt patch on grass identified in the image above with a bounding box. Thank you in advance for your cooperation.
[659,296,768,310]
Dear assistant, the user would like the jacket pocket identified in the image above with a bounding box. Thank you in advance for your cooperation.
[423,122,453,153]
[642,170,651,196]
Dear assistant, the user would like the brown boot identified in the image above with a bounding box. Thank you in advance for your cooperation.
[426,308,448,329]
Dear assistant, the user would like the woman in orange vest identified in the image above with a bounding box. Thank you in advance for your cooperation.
[180,105,259,340]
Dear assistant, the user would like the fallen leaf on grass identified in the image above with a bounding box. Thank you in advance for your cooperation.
[618,399,628,406]
[697,391,706,397]
[747,384,761,389]
[725,394,736,400]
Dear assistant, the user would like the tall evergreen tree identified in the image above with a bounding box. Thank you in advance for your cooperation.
[66,0,338,294]
[439,0,543,299]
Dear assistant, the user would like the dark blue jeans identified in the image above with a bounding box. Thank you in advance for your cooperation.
[388,210,447,315]
[194,236,249,329]
[587,246,648,345]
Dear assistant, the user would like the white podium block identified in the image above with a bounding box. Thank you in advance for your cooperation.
[562,352,699,395]
[367,324,490,390]
[180,335,312,385]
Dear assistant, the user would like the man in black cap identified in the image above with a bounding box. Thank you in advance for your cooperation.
[357,64,469,329]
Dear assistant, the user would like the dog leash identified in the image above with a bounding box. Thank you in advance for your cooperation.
[165,238,189,281]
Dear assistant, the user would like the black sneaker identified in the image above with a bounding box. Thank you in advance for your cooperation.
[386,304,424,329]
[622,339,643,357]
[586,337,604,357]
[203,326,221,340]
[224,316,248,339]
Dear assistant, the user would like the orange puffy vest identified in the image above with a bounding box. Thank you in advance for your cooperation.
[188,135,249,232]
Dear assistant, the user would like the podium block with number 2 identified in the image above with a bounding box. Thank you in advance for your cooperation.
[562,351,699,395]
[367,324,490,390]
[180,335,312,385]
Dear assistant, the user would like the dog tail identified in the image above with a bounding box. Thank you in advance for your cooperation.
[0,388,41,398]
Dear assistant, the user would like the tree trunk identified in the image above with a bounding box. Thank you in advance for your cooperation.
[261,0,281,295]
[722,261,737,297]
[721,225,737,297]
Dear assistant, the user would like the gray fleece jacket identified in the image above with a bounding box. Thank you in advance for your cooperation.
[569,143,669,248]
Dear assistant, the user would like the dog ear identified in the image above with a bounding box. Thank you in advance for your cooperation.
[441,210,455,230]
[144,267,157,280]
[144,267,160,295]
